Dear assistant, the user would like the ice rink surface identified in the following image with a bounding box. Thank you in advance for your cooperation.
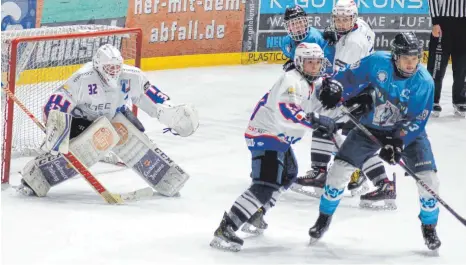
[2,64,466,265]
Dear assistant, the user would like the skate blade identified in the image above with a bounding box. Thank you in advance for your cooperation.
[290,184,323,198]
[359,199,397,211]
[349,182,370,197]
[431,111,440,118]
[241,223,264,236]
[309,236,321,245]
[209,236,242,252]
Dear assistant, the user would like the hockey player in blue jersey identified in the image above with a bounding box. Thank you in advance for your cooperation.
[309,32,441,251]
[280,5,327,71]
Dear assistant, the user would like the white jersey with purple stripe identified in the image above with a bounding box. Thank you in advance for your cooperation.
[43,62,170,122]
[245,70,319,152]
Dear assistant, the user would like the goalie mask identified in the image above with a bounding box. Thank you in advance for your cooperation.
[331,0,358,34]
[284,5,310,41]
[294,43,327,82]
[93,44,123,88]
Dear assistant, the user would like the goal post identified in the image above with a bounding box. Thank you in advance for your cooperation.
[1,26,143,184]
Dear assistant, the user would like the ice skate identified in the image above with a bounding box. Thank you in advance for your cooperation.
[290,166,327,198]
[453,104,466,117]
[431,103,441,118]
[241,207,268,235]
[421,224,441,251]
[359,177,397,210]
[309,213,332,243]
[347,169,369,196]
[210,212,244,252]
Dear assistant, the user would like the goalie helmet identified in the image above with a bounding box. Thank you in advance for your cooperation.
[294,42,327,82]
[93,44,123,88]
[331,0,358,34]
[284,5,310,41]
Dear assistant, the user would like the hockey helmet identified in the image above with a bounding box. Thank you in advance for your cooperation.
[284,5,310,41]
[93,44,123,88]
[294,43,328,82]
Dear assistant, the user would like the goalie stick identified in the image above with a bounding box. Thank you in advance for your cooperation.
[2,86,150,204]
[341,106,466,226]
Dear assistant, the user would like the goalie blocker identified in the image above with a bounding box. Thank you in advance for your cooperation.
[20,111,191,197]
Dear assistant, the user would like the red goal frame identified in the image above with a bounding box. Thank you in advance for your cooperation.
[2,28,143,184]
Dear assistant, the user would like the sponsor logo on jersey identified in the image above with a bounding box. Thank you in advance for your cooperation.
[377,70,388,83]
[287,87,296,95]
[120,79,131,93]
[92,128,114,151]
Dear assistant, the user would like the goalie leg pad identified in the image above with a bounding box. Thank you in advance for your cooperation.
[111,113,189,196]
[68,116,120,167]
[20,116,120,197]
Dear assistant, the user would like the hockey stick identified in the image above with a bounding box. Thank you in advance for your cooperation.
[3,86,125,204]
[341,106,466,226]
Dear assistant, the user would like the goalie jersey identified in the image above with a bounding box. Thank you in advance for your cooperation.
[245,70,319,152]
[43,62,170,122]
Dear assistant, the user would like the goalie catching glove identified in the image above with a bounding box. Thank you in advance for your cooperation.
[156,102,199,137]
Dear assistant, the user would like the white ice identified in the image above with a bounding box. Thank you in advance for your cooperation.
[2,64,466,265]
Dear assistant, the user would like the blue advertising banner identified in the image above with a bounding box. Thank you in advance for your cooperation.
[1,0,37,31]
[259,0,429,14]
[242,0,432,55]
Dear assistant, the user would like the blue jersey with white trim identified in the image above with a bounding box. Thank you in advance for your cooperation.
[280,27,327,59]
[334,51,434,145]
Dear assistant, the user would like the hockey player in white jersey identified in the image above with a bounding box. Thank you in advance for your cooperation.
[17,44,199,198]
[210,43,342,252]
[294,0,396,208]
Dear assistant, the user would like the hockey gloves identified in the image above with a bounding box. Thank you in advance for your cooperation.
[283,59,296,72]
[344,86,376,118]
[323,27,338,46]
[307,112,337,137]
[319,78,343,109]
[379,136,403,165]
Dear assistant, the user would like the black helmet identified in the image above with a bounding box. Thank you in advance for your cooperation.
[284,5,309,41]
[391,32,422,77]
[284,5,307,22]
[391,32,422,58]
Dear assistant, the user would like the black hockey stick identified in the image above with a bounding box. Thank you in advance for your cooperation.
[341,106,466,226]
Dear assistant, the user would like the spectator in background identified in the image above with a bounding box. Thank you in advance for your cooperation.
[427,0,466,117]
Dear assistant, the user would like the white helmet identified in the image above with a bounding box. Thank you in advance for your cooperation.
[93,44,123,88]
[294,43,327,82]
[331,0,358,34]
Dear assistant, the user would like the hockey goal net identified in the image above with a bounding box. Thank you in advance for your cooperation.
[1,25,142,184]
